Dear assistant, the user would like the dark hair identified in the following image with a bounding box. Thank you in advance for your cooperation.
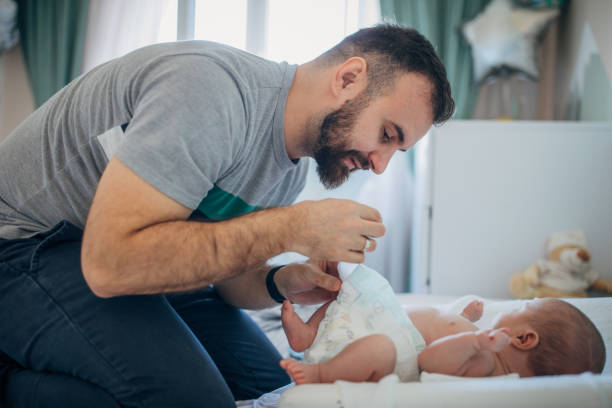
[316,24,455,125]
[527,299,606,376]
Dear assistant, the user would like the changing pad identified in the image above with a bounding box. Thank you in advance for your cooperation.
[278,295,612,408]
[281,372,612,408]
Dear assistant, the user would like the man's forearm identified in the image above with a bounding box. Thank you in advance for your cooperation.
[82,157,383,298]
[82,206,295,297]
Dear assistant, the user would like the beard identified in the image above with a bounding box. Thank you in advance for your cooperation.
[313,90,371,189]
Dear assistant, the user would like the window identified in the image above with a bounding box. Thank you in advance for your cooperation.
[267,0,349,64]
[194,0,248,50]
[169,0,379,61]
[157,0,178,43]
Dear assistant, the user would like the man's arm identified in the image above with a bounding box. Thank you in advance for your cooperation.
[82,158,381,298]
[214,265,278,310]
[417,328,510,377]
[215,260,341,309]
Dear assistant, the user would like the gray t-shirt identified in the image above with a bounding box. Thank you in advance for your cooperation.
[0,41,308,239]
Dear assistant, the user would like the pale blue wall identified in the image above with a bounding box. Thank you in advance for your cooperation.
[581,54,612,121]
[565,53,612,121]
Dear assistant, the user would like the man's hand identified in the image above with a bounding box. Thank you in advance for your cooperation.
[286,199,385,263]
[274,260,342,305]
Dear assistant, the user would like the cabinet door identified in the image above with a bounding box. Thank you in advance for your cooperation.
[412,120,612,298]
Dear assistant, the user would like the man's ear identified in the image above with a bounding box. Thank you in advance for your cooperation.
[331,57,368,101]
[512,328,539,351]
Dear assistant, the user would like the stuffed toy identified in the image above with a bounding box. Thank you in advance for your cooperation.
[510,230,612,299]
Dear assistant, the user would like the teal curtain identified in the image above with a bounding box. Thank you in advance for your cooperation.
[16,0,90,107]
[379,0,490,120]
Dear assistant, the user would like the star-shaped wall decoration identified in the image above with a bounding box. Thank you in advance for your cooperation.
[463,0,559,82]
[0,0,18,55]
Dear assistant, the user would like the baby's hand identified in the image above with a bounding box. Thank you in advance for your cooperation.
[460,299,484,322]
[476,328,511,352]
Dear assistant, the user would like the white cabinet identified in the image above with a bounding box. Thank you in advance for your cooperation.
[411,120,612,298]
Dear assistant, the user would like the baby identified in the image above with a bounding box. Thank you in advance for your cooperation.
[280,265,605,384]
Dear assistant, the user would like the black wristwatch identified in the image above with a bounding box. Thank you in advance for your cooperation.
[266,265,287,303]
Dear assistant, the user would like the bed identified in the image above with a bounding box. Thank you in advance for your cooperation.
[241,293,612,408]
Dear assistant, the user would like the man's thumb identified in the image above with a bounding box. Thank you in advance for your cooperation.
[320,273,341,291]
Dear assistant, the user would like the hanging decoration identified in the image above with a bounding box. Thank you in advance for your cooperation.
[0,0,17,55]
[462,0,559,83]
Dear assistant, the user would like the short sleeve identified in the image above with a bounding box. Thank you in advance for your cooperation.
[115,55,247,210]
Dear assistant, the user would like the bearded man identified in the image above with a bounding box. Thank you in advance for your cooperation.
[0,24,453,407]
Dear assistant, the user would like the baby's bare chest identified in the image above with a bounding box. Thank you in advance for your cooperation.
[408,309,478,344]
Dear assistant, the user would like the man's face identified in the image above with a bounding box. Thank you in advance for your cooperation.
[313,72,434,189]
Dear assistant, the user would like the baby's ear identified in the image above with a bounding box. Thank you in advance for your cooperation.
[512,329,539,351]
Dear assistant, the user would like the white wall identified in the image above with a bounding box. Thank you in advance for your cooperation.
[0,44,34,142]
[556,0,612,120]
[558,0,611,81]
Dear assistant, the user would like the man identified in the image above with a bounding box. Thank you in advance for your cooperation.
[0,24,453,407]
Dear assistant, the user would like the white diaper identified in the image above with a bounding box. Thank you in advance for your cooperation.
[303,264,426,382]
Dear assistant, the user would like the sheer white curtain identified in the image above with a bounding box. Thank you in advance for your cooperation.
[81,0,173,74]
[357,154,413,292]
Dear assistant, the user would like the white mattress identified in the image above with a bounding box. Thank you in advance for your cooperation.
[275,295,612,408]
[281,373,612,408]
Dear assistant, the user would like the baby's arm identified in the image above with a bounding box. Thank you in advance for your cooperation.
[460,299,484,322]
[281,334,397,384]
[418,328,510,377]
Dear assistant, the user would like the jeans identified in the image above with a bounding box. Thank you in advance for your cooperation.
[0,221,290,407]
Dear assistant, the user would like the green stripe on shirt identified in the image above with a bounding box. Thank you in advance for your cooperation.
[196,185,260,221]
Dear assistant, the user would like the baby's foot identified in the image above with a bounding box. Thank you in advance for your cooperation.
[281,300,316,352]
[461,300,484,322]
[280,358,322,385]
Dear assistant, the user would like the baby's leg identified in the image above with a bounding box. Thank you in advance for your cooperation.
[460,299,483,322]
[280,334,396,384]
[281,300,332,352]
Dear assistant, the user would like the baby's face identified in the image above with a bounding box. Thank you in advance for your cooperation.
[492,299,548,330]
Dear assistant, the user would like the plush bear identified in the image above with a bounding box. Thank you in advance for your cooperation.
[510,230,612,299]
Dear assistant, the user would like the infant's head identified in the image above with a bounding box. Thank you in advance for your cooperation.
[493,298,605,376]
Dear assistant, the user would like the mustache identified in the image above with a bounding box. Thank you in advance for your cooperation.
[344,151,370,170]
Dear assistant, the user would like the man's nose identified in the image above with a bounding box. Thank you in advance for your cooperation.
[369,149,395,174]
